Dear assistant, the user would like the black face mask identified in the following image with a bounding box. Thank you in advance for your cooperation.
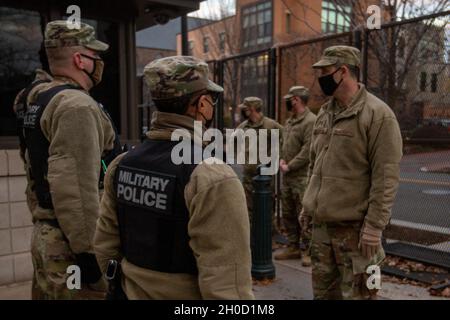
[241,109,249,120]
[318,68,343,96]
[286,100,293,112]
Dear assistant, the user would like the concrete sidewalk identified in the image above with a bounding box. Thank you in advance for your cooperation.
[0,255,447,300]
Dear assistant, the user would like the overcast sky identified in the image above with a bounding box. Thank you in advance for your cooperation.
[188,0,236,20]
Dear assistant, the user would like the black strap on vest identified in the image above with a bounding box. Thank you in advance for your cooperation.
[114,139,201,274]
[15,80,51,156]
[22,84,81,209]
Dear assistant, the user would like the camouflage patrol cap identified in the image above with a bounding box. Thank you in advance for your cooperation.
[144,56,223,99]
[312,45,360,68]
[283,86,310,100]
[44,20,109,52]
[239,96,263,111]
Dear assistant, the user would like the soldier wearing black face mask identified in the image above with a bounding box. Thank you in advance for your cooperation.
[236,97,283,240]
[301,45,403,300]
[276,86,316,265]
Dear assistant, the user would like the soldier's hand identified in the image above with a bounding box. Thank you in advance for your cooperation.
[359,222,382,259]
[75,253,103,284]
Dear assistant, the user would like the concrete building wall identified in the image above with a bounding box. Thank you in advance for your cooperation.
[0,150,33,286]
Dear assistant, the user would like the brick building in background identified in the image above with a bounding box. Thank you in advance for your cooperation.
[177,0,388,126]
[137,16,212,75]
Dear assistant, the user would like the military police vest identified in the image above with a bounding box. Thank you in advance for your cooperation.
[15,79,51,157]
[18,84,121,210]
[114,139,199,274]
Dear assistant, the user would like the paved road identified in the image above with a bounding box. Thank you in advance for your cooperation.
[393,150,450,230]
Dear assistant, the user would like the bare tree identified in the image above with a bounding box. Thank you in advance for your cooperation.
[278,0,449,129]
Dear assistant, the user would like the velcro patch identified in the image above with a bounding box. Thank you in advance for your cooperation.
[116,165,176,214]
[333,128,354,137]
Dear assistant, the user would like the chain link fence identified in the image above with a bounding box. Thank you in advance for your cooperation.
[363,12,450,268]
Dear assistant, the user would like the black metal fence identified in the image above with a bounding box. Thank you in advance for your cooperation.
[207,10,450,268]
[138,10,450,268]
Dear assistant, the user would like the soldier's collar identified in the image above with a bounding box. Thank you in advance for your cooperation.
[248,115,265,128]
[290,108,309,123]
[147,111,207,146]
[52,76,85,91]
[330,84,366,121]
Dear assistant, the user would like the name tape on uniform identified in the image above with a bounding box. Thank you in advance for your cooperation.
[116,166,175,213]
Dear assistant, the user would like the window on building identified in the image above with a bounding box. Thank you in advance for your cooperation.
[431,73,438,93]
[203,37,209,54]
[188,40,194,55]
[420,72,427,92]
[241,54,269,113]
[321,0,352,33]
[242,1,272,50]
[219,32,225,53]
[0,7,44,137]
[286,11,291,34]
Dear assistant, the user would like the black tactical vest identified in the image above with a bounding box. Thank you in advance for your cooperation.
[114,139,200,274]
[15,80,51,157]
[19,84,121,210]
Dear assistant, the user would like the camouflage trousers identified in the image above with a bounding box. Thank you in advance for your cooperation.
[31,220,106,300]
[242,173,277,233]
[311,221,384,300]
[280,177,310,252]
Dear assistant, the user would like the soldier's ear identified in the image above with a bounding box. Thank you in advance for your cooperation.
[340,65,350,78]
[72,52,84,70]
[197,94,210,111]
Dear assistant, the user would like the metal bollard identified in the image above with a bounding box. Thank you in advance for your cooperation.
[251,165,276,280]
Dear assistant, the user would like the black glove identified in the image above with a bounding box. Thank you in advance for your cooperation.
[75,253,102,284]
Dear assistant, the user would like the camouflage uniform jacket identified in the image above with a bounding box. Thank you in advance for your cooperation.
[237,115,283,176]
[302,85,403,230]
[281,108,316,181]
[23,75,116,254]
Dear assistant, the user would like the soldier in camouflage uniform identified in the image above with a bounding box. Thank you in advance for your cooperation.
[275,86,316,265]
[15,21,118,299]
[236,97,283,234]
[94,56,254,299]
[301,46,403,299]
